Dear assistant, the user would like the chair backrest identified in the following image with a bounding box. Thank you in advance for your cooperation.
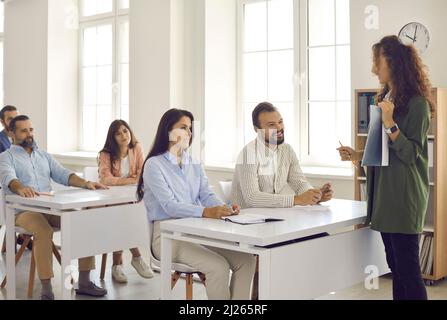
[218,180,233,204]
[83,167,99,183]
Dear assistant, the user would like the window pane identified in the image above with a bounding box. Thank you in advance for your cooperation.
[82,0,113,17]
[268,50,294,102]
[243,103,257,144]
[119,21,129,64]
[82,106,97,151]
[97,24,113,65]
[243,52,267,102]
[96,105,113,149]
[308,0,335,46]
[268,0,293,50]
[120,64,129,108]
[336,0,350,44]
[96,66,113,105]
[244,2,267,52]
[83,27,97,67]
[336,102,351,147]
[336,45,351,101]
[120,105,129,122]
[308,47,335,101]
[309,102,337,159]
[119,0,130,10]
[83,67,97,106]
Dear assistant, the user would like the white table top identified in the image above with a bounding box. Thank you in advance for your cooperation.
[5,185,138,210]
[160,199,367,247]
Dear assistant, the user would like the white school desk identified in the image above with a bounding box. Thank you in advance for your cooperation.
[5,186,149,300]
[160,199,390,300]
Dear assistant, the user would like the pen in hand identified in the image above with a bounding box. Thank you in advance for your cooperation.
[338,141,359,168]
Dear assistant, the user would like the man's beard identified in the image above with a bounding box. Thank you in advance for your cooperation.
[265,130,285,146]
[20,137,34,148]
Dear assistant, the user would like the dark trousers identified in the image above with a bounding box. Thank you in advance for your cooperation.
[381,232,428,300]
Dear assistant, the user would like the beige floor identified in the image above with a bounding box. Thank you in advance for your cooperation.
[1,231,446,300]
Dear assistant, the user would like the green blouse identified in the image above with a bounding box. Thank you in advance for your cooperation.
[365,95,431,234]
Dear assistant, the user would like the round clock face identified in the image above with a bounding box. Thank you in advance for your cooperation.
[398,22,430,53]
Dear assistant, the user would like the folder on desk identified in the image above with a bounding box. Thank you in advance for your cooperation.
[223,214,283,225]
[362,105,389,167]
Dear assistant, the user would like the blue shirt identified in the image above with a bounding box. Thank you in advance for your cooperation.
[143,151,224,222]
[0,144,73,195]
[0,130,11,154]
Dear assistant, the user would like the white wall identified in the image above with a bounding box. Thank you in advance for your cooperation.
[4,0,49,149]
[47,0,78,153]
[204,0,238,166]
[129,0,172,152]
[350,0,447,91]
[4,0,78,153]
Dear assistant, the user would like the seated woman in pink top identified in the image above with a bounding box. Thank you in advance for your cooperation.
[98,120,153,283]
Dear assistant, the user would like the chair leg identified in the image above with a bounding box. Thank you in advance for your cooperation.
[1,236,31,288]
[251,256,259,300]
[171,272,181,289]
[1,233,6,254]
[52,242,61,265]
[100,254,107,280]
[27,247,36,299]
[185,274,193,300]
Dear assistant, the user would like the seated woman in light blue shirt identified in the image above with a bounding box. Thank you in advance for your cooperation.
[137,108,256,300]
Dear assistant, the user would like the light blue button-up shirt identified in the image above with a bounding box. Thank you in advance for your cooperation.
[143,151,224,222]
[0,144,73,195]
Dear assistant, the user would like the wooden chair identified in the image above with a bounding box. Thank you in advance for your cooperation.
[1,227,62,298]
[0,185,64,298]
[148,222,206,300]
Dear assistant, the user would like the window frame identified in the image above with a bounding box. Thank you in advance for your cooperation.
[236,0,351,169]
[78,0,129,151]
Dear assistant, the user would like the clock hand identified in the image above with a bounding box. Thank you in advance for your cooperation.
[413,25,418,43]
[405,34,415,41]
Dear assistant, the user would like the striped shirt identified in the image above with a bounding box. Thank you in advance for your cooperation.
[231,139,313,209]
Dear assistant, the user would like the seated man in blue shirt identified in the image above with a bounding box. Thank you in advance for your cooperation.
[0,115,109,300]
[0,105,32,251]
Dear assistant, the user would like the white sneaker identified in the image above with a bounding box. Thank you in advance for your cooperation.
[112,265,128,283]
[131,257,154,279]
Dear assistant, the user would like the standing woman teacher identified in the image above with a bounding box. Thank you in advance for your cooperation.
[338,35,435,300]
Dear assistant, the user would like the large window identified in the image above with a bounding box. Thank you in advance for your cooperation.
[79,0,129,151]
[238,0,351,168]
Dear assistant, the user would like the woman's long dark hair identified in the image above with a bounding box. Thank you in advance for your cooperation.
[137,109,194,202]
[372,35,435,118]
[98,120,138,166]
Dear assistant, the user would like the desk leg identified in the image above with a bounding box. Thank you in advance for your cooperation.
[6,206,16,300]
[160,232,172,300]
[257,250,271,300]
[61,213,72,300]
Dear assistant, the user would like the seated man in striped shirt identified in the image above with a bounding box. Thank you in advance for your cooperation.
[231,102,334,209]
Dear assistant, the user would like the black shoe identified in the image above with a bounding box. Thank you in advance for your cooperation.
[75,281,107,297]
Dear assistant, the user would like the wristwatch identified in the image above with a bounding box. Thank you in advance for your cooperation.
[385,123,399,134]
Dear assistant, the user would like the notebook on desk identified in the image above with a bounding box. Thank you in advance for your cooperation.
[222,213,283,225]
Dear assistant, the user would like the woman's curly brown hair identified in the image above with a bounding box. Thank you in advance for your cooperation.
[372,35,435,118]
